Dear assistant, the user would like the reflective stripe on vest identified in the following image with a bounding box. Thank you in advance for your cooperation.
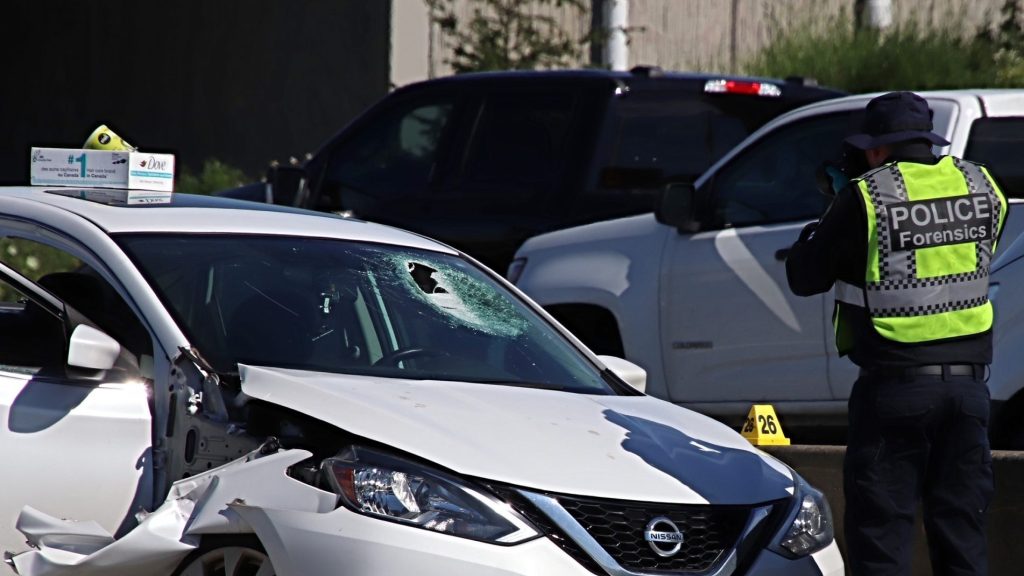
[840,157,1006,345]
[835,280,864,307]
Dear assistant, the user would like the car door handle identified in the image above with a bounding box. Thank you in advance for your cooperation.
[775,248,790,261]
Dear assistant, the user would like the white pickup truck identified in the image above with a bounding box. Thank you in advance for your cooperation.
[511,90,1024,446]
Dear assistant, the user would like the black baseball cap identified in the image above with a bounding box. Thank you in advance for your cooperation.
[845,91,950,150]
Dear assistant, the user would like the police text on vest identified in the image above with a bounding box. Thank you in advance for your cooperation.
[886,195,994,251]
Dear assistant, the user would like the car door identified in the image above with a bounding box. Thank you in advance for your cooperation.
[661,111,861,406]
[0,245,152,555]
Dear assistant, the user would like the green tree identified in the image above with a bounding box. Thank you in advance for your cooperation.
[425,0,588,73]
[177,158,250,196]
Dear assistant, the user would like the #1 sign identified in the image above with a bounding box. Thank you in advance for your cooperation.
[30,148,175,192]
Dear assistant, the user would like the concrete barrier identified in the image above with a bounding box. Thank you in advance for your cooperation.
[764,445,1024,576]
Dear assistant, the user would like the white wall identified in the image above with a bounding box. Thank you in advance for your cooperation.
[390,0,432,88]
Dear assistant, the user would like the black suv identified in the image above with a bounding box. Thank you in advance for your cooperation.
[222,69,844,271]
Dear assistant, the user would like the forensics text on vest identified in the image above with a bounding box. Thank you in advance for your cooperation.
[886,194,994,251]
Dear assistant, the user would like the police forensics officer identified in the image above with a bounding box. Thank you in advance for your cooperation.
[786,91,1007,576]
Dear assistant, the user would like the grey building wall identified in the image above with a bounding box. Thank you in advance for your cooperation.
[0,1,391,183]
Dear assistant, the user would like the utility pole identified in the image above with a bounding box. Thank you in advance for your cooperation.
[855,0,893,31]
[603,0,629,70]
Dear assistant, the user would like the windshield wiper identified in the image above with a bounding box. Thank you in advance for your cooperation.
[471,379,568,391]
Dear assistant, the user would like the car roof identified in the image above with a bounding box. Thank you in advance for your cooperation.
[0,187,457,254]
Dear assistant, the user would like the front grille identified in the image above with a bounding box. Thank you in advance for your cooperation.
[492,487,605,575]
[557,495,751,573]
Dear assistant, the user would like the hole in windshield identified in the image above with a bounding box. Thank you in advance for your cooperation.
[394,256,528,339]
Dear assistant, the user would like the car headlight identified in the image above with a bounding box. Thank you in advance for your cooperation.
[773,474,834,557]
[322,446,539,544]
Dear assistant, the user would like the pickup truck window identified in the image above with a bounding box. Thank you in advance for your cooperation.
[964,117,1024,198]
[320,99,455,211]
[710,111,859,228]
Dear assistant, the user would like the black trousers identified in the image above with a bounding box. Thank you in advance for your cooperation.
[844,368,993,576]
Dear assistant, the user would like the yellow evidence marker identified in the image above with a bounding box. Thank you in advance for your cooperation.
[741,404,791,446]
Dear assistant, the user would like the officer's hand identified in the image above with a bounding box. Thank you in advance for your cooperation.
[797,221,818,243]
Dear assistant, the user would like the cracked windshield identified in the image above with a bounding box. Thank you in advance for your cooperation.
[117,234,613,393]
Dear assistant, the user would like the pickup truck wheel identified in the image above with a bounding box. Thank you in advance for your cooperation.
[173,537,275,576]
[544,304,624,357]
[996,418,1024,451]
[991,392,1024,450]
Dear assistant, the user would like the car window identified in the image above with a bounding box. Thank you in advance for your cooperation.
[964,117,1024,198]
[319,99,455,210]
[453,90,577,204]
[0,274,65,374]
[118,234,619,395]
[709,111,861,228]
[0,238,152,359]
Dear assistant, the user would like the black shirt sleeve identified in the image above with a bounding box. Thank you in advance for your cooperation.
[786,186,865,296]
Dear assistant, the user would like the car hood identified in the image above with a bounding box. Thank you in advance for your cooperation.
[239,365,793,505]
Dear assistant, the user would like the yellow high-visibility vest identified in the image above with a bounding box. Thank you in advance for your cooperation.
[833,157,1006,351]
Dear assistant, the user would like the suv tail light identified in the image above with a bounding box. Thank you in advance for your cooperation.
[704,79,782,98]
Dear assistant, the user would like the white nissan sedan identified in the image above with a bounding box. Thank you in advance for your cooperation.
[0,187,843,576]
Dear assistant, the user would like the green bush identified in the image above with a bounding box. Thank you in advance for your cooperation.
[0,238,82,301]
[177,158,249,196]
[978,0,1024,86]
[744,15,1010,93]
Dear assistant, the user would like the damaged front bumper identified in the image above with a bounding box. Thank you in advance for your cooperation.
[7,448,333,576]
[6,447,843,576]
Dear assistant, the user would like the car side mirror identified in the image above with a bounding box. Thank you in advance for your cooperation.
[597,355,647,393]
[266,164,307,207]
[655,182,700,233]
[67,325,121,371]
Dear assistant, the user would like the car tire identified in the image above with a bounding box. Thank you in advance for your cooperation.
[172,536,275,576]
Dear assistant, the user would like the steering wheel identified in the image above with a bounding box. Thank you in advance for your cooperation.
[373,347,452,367]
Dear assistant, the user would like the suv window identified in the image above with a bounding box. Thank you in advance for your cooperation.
[600,93,773,187]
[453,91,577,206]
[964,117,1024,198]
[319,99,455,211]
[709,111,860,228]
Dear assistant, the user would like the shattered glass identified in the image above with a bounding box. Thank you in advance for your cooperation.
[376,252,528,338]
[118,235,614,394]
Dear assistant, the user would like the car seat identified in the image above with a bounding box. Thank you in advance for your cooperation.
[226,286,318,367]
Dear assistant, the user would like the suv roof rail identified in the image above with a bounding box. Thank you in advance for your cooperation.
[630,65,664,78]
[785,75,819,87]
